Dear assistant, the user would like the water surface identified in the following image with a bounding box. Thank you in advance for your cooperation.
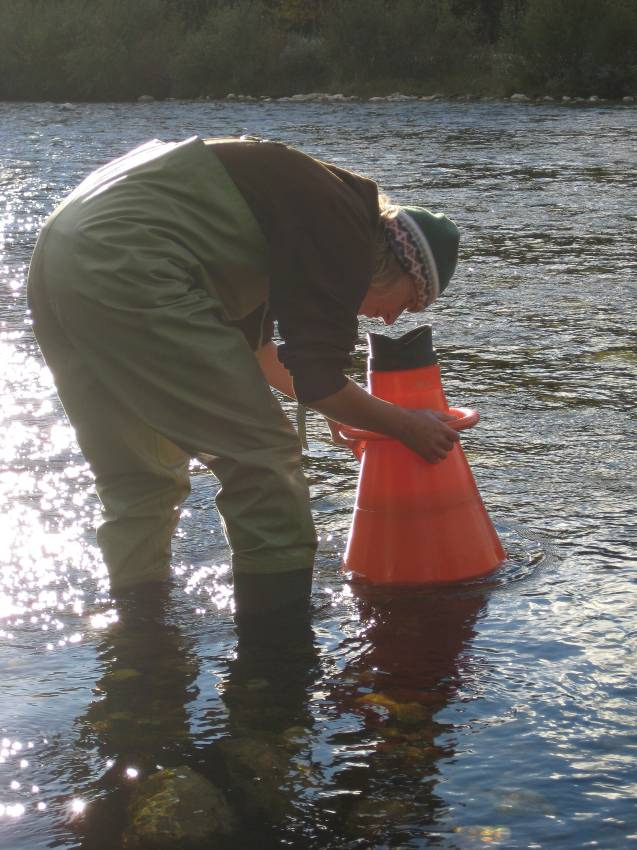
[1,100,635,849]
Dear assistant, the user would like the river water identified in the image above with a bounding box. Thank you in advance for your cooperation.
[0,100,635,849]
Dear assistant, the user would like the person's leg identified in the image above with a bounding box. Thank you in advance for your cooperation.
[28,277,191,591]
[30,221,316,606]
[71,375,192,591]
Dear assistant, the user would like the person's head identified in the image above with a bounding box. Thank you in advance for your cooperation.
[360,199,460,325]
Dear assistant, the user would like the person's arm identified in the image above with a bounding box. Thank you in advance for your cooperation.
[256,341,353,447]
[257,342,459,463]
[309,378,460,464]
[256,340,296,398]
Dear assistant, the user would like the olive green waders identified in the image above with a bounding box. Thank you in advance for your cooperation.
[27,137,317,601]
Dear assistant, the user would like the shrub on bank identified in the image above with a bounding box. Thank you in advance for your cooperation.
[64,0,181,100]
[321,0,481,91]
[501,0,637,97]
[0,0,180,100]
[0,0,634,100]
[277,34,330,95]
[0,0,80,101]
[170,1,285,98]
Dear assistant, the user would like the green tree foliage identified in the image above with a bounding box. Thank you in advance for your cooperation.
[501,0,637,97]
[64,0,182,100]
[321,0,480,88]
[0,0,634,100]
[263,0,323,33]
[0,0,181,100]
[0,0,79,100]
[451,0,506,42]
[170,1,285,97]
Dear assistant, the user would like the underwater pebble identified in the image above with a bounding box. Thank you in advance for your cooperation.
[123,766,235,848]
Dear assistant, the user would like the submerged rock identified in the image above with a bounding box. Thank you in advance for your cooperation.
[123,766,235,848]
[217,736,290,821]
[346,796,413,839]
[356,691,427,727]
[495,788,557,816]
[280,725,311,751]
[454,825,512,842]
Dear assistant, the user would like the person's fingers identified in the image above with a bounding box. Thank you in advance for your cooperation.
[444,423,461,440]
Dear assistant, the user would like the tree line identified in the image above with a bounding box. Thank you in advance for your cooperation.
[0,0,635,101]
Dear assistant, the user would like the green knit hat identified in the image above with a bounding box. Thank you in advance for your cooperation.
[382,205,460,310]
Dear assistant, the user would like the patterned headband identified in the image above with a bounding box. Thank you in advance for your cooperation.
[382,208,440,311]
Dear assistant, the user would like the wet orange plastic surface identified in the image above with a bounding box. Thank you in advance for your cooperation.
[343,364,506,584]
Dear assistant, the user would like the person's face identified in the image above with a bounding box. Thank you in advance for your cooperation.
[358,272,419,325]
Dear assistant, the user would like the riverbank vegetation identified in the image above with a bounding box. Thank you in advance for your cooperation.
[1,0,635,101]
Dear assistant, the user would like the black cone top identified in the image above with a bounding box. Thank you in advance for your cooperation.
[368,325,437,372]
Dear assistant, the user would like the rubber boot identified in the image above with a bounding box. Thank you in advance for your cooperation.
[233,568,312,617]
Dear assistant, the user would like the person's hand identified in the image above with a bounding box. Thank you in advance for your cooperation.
[326,418,360,451]
[398,409,460,463]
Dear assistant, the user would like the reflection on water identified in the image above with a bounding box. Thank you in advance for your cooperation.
[1,100,636,848]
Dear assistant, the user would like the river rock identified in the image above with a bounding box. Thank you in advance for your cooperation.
[288,92,331,101]
[454,825,512,842]
[346,797,413,839]
[510,93,530,102]
[357,691,427,727]
[622,96,635,103]
[123,766,235,848]
[495,787,557,816]
[217,736,290,821]
[280,725,311,751]
[137,95,155,103]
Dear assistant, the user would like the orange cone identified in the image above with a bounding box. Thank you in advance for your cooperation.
[342,326,505,584]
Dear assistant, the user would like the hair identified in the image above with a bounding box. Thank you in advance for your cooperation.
[371,193,403,292]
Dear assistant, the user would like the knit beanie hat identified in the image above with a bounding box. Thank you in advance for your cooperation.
[382,205,460,311]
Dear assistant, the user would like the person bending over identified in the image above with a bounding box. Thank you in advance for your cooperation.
[27,136,460,620]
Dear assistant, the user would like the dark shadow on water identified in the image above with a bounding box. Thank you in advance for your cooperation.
[67,579,490,849]
[308,581,489,847]
[69,584,201,848]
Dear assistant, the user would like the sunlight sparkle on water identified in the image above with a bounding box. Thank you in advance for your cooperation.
[3,803,26,818]
[89,610,119,629]
[70,798,86,816]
